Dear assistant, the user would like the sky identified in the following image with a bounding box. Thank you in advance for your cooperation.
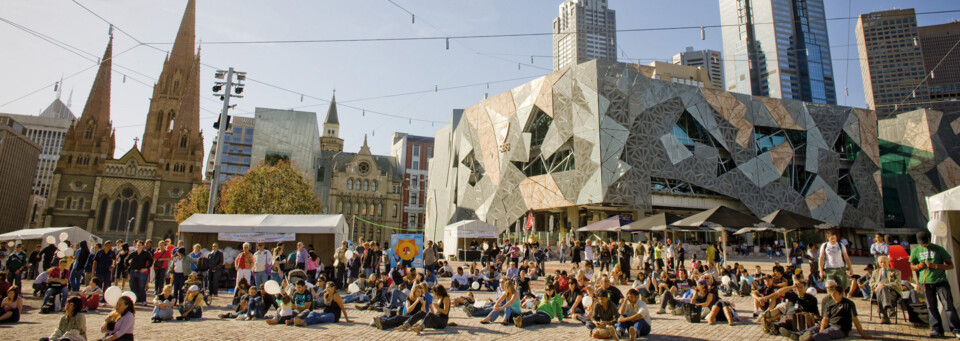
[1,0,958,169]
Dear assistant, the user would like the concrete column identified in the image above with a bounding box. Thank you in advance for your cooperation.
[134,202,145,235]
[102,200,114,233]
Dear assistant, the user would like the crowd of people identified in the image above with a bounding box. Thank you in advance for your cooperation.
[0,229,956,340]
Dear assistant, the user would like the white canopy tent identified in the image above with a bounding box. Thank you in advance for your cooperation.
[178,214,349,265]
[0,226,102,251]
[441,220,498,260]
[927,185,960,303]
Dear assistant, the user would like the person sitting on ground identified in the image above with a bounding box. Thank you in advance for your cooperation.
[177,285,205,321]
[586,289,619,340]
[265,293,296,325]
[848,264,873,299]
[232,277,251,308]
[373,282,425,330]
[42,259,70,312]
[751,275,779,318]
[514,283,564,328]
[705,279,738,326]
[451,291,476,307]
[656,270,694,314]
[562,278,586,319]
[80,277,103,311]
[295,281,351,326]
[100,295,135,341]
[343,275,374,304]
[783,280,871,341]
[152,285,176,323]
[631,272,657,303]
[451,267,470,290]
[404,284,454,334]
[0,285,22,324]
[517,270,532,298]
[614,289,651,341]
[40,296,86,341]
[479,279,521,325]
[761,278,819,336]
[356,278,388,311]
[870,256,901,325]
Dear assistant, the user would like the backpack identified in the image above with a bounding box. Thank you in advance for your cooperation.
[904,301,930,327]
[196,257,209,272]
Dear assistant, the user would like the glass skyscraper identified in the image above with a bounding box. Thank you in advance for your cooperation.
[719,0,836,104]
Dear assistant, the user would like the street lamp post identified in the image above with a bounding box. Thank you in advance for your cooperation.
[124,217,135,244]
[207,68,245,214]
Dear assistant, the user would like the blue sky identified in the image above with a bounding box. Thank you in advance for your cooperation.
[1,0,957,163]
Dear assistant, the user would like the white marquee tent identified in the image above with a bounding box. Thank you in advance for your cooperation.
[178,214,349,265]
[927,185,960,302]
[441,220,498,260]
[0,226,101,250]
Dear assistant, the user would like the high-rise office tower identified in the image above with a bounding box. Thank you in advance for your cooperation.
[919,21,960,115]
[856,9,929,118]
[673,47,724,89]
[719,0,837,104]
[552,0,617,71]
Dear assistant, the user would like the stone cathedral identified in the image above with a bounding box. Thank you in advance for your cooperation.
[43,0,204,241]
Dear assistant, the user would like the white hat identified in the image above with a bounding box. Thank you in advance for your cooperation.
[188,285,200,292]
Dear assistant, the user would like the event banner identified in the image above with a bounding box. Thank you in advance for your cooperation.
[218,232,296,243]
[389,233,423,269]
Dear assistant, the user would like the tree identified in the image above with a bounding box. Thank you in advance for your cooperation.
[219,160,321,214]
[175,185,209,223]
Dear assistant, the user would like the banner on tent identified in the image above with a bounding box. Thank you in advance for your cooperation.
[389,233,423,269]
[459,231,497,239]
[218,232,296,243]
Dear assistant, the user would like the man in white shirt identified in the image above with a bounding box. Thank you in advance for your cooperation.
[819,231,853,294]
[869,234,889,264]
[451,267,470,290]
[252,242,273,287]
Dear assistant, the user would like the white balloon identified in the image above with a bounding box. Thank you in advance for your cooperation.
[345,250,355,259]
[721,276,731,286]
[56,250,65,258]
[104,286,122,306]
[929,218,949,237]
[59,232,69,241]
[472,282,480,290]
[348,283,360,293]
[122,290,137,303]
[483,243,489,250]
[806,288,818,296]
[58,242,68,251]
[46,236,56,245]
[6,241,12,248]
[581,296,593,307]
[64,247,75,257]
[264,280,282,295]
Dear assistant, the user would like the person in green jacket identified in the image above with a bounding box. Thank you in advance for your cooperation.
[909,231,960,338]
[512,284,564,327]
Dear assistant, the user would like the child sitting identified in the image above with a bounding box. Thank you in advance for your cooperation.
[32,270,49,297]
[80,278,103,311]
[266,294,295,325]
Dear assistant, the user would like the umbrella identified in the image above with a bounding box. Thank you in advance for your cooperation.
[762,210,825,262]
[672,205,763,263]
[623,213,682,232]
[576,215,635,232]
[733,226,785,235]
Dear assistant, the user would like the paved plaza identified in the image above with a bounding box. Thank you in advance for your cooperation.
[1,257,944,341]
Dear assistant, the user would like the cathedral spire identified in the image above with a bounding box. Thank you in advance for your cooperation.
[80,36,112,125]
[170,0,196,64]
[324,94,339,124]
[170,52,201,137]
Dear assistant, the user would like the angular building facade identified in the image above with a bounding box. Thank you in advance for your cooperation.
[425,60,883,240]
[878,109,960,230]
[44,0,205,241]
[719,0,837,104]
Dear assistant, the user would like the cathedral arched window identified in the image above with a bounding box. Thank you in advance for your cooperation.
[392,204,398,218]
[156,111,164,132]
[173,80,180,94]
[337,201,343,213]
[360,202,367,215]
[377,203,382,216]
[109,188,138,231]
[369,203,375,216]
[65,197,72,210]
[189,165,193,173]
[84,127,92,139]
[67,155,72,164]
[93,158,98,166]
[364,180,369,191]
[179,136,187,148]
[372,181,377,191]
[353,202,360,215]
[345,202,351,215]
[77,198,85,210]
[347,179,353,190]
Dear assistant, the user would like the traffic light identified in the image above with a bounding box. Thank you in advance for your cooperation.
[213,115,232,130]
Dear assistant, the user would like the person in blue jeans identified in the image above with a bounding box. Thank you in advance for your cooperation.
[295,281,352,326]
[911,231,960,338]
[479,279,520,324]
[616,289,652,340]
[42,260,70,311]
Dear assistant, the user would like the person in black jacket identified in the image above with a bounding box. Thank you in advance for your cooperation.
[126,241,153,305]
[207,243,224,297]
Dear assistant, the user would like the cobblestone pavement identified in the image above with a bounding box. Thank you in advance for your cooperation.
[0,257,945,340]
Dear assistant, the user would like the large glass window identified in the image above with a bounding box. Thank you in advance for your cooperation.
[673,111,714,149]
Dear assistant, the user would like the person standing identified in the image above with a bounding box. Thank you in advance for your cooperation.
[234,242,254,290]
[207,243,224,297]
[90,241,116,289]
[910,231,960,338]
[423,241,439,274]
[333,241,349,289]
[571,241,582,268]
[869,234,888,264]
[252,242,272,287]
[27,245,41,280]
[558,238,569,264]
[69,241,90,292]
[619,240,633,280]
[818,231,853,295]
[295,242,309,271]
[5,244,26,289]
[126,241,153,305]
[152,240,171,296]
